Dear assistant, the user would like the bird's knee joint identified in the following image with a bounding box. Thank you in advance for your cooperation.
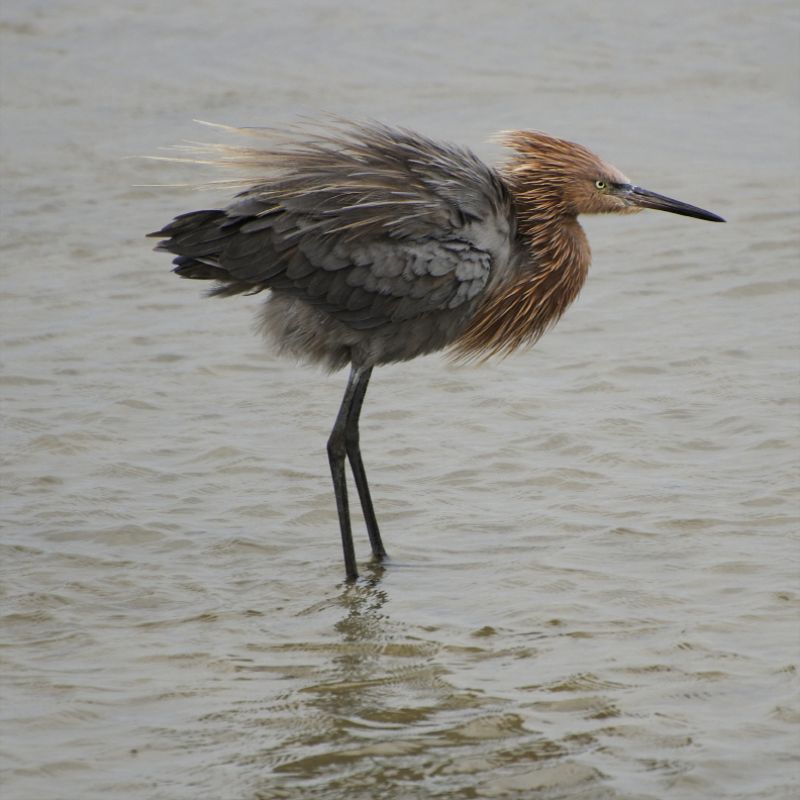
[327,434,346,460]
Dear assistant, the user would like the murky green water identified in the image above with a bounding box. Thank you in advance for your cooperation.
[2,1,798,798]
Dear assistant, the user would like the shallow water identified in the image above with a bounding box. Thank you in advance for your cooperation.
[1,1,799,798]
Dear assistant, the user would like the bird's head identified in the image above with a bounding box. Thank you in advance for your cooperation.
[501,130,724,223]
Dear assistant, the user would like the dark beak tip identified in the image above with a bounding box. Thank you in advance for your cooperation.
[630,186,725,223]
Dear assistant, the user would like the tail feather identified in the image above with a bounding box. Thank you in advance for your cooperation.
[171,255,229,282]
[147,209,226,240]
[150,209,265,297]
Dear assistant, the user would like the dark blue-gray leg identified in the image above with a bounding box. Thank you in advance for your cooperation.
[327,365,385,582]
[328,367,363,581]
[343,366,386,560]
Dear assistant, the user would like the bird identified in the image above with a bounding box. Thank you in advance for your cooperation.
[148,120,724,581]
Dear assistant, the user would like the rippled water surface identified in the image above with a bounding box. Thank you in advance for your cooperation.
[2,1,799,798]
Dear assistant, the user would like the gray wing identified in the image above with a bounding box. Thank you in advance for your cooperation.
[150,122,516,330]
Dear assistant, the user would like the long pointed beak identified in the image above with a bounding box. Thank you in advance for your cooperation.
[626,185,725,222]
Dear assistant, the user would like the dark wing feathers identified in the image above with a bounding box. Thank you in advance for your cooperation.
[149,122,515,330]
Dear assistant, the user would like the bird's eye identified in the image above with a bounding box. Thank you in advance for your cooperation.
[595,180,607,191]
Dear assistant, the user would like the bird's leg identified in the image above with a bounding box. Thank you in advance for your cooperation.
[328,366,364,581]
[343,366,387,561]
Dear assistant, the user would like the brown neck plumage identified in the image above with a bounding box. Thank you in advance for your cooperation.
[452,180,591,361]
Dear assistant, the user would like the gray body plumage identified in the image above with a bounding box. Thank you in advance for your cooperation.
[151,123,520,371]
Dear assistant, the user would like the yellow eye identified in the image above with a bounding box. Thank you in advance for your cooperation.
[595,180,607,191]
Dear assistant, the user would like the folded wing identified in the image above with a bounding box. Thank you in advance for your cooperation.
[149,122,516,331]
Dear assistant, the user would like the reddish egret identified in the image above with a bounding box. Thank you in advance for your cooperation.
[149,121,723,580]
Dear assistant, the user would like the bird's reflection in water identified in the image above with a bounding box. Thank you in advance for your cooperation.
[320,561,397,710]
[334,560,388,642]
[261,565,588,795]
[292,560,446,734]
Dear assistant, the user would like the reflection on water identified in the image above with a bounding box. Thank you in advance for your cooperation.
[244,574,612,799]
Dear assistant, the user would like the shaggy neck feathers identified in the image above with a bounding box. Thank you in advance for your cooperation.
[453,173,591,360]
